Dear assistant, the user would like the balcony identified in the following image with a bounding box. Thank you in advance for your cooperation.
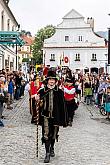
[50,59,55,61]
[75,59,80,61]
[91,59,97,61]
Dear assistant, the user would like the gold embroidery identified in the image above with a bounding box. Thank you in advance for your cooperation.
[44,117,49,140]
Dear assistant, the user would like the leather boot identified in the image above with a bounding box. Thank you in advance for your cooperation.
[50,139,55,157]
[44,153,50,163]
[68,118,72,127]
[50,147,55,157]
[44,140,50,163]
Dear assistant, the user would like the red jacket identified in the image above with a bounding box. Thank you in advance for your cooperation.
[64,85,75,101]
[30,81,42,95]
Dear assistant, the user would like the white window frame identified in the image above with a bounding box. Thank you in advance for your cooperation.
[92,53,97,59]
[50,54,55,61]
[78,36,83,42]
[75,53,80,60]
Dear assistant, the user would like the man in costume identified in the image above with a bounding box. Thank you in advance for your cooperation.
[29,74,43,124]
[37,69,68,163]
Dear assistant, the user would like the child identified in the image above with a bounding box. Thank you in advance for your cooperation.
[104,86,110,120]
[64,78,77,126]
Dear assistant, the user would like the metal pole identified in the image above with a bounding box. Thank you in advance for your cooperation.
[107,28,110,74]
[16,44,18,70]
[108,28,110,64]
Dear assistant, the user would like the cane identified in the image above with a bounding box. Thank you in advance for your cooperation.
[36,100,39,158]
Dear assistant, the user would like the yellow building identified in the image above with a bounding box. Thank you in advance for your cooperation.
[18,35,34,66]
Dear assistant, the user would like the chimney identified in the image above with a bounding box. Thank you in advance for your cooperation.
[87,17,94,31]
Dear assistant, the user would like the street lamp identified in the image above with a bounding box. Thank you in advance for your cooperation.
[105,53,108,74]
[107,14,110,74]
[108,28,110,64]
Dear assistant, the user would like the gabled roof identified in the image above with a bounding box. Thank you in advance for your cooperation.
[2,0,18,26]
[63,9,84,19]
[21,35,35,46]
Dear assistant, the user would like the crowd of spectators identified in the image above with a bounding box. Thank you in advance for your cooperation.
[0,69,26,126]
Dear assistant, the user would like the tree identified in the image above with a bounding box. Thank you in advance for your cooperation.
[20,30,32,37]
[22,58,29,63]
[32,25,55,64]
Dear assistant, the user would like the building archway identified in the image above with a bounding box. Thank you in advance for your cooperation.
[84,67,89,74]
[90,67,98,74]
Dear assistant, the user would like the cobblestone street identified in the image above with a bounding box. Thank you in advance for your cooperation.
[0,94,110,165]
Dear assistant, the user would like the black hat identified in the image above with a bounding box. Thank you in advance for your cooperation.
[46,70,57,81]
[65,77,72,83]
[65,75,75,83]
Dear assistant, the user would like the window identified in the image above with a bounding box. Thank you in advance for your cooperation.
[65,36,69,41]
[75,54,80,61]
[91,53,97,61]
[78,36,83,41]
[27,46,30,52]
[7,19,10,31]
[22,47,24,51]
[50,54,55,61]
[22,54,24,58]
[12,25,15,31]
[1,11,4,31]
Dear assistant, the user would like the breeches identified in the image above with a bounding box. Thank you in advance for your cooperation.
[42,117,59,143]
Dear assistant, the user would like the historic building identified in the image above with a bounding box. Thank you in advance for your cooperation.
[0,0,22,71]
[43,9,108,74]
[18,34,34,73]
[18,35,34,64]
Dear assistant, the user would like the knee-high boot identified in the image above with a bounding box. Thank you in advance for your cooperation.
[50,139,55,157]
[68,117,72,126]
[44,140,50,163]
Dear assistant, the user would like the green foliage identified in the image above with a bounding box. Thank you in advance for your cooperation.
[32,25,55,64]
[22,58,29,62]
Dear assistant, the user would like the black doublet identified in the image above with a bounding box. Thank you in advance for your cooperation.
[38,85,67,126]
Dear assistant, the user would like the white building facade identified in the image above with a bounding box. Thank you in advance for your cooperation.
[0,0,19,71]
[43,9,107,74]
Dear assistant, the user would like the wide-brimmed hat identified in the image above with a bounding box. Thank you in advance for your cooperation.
[45,70,58,81]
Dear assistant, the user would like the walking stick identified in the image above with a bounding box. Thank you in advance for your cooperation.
[29,81,33,116]
[29,95,32,115]
[36,100,39,158]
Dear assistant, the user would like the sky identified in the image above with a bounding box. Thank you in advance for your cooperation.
[9,0,110,36]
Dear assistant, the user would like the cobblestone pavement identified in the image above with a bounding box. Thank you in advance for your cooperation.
[0,95,110,165]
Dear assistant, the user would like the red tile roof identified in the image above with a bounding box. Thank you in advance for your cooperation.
[21,35,35,46]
